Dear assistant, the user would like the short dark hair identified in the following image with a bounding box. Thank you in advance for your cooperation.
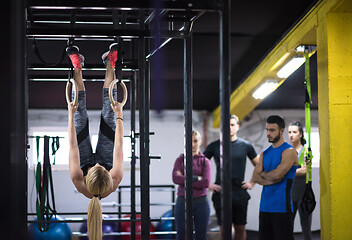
[266,115,285,129]
[289,121,306,145]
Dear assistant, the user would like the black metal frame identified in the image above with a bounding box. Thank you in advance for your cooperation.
[219,1,232,239]
[2,0,28,239]
[27,184,177,238]
[23,1,231,239]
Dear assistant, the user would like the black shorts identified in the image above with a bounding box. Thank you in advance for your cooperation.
[212,191,248,226]
[259,212,294,240]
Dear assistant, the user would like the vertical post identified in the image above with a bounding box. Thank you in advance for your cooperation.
[1,0,27,239]
[171,186,176,233]
[184,32,193,240]
[317,11,352,240]
[138,10,150,240]
[118,188,122,233]
[145,34,152,240]
[219,0,232,239]
[130,71,136,240]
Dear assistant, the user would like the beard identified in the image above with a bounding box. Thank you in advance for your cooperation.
[268,134,281,143]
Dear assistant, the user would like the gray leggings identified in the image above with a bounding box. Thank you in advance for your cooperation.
[74,89,117,173]
[292,177,312,240]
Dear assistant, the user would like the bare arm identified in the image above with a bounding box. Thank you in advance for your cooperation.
[295,165,306,177]
[68,103,93,198]
[107,103,124,195]
[203,143,222,192]
[261,148,298,181]
[250,154,259,166]
[245,153,277,187]
[241,154,260,190]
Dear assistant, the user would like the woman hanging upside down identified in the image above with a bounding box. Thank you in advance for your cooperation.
[67,43,124,240]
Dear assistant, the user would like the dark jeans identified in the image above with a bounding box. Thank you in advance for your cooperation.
[175,196,210,240]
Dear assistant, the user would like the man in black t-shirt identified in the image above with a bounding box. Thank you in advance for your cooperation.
[204,115,259,240]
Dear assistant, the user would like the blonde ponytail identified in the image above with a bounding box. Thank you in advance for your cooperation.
[87,196,103,240]
[85,165,113,240]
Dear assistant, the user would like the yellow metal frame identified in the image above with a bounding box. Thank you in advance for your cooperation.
[212,0,342,128]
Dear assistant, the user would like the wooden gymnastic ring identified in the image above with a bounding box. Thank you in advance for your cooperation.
[109,79,128,107]
[65,78,78,107]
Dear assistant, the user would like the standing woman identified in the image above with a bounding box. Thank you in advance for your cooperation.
[288,121,312,240]
[67,44,124,240]
[172,130,211,240]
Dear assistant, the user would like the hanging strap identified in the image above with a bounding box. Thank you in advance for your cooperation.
[43,136,57,219]
[304,51,313,184]
[46,137,57,216]
[32,38,67,67]
[35,135,48,231]
[36,136,49,232]
[36,136,40,163]
[300,50,317,215]
[35,136,57,232]
[51,136,60,165]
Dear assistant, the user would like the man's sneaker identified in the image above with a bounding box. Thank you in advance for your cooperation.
[66,45,85,70]
[102,43,118,70]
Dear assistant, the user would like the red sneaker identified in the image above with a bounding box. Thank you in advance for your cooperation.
[102,43,118,70]
[66,46,84,70]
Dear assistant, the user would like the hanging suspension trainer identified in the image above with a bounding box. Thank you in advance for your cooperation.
[35,136,46,231]
[35,136,58,232]
[301,48,316,215]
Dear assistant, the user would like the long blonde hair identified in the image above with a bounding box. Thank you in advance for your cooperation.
[85,165,112,240]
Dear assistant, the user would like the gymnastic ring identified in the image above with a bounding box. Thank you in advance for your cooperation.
[65,78,78,107]
[109,79,128,107]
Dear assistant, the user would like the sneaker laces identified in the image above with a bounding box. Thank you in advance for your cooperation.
[108,51,118,70]
[102,48,118,70]
[68,54,84,70]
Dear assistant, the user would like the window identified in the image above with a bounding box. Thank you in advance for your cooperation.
[28,127,132,170]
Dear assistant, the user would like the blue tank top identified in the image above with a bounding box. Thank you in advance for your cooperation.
[259,142,297,213]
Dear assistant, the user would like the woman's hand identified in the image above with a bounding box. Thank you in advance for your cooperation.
[68,102,79,115]
[209,183,222,192]
[111,102,123,117]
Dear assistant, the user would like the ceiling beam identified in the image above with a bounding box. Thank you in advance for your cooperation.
[212,0,343,128]
[26,0,221,11]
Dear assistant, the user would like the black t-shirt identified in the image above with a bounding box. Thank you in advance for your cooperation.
[203,138,257,186]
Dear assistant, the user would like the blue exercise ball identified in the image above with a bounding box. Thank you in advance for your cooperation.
[28,215,71,240]
[79,214,119,240]
[156,210,174,239]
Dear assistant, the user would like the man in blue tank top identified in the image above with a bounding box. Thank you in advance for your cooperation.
[242,115,298,240]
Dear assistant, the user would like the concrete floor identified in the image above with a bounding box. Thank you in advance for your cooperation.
[207,228,321,240]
